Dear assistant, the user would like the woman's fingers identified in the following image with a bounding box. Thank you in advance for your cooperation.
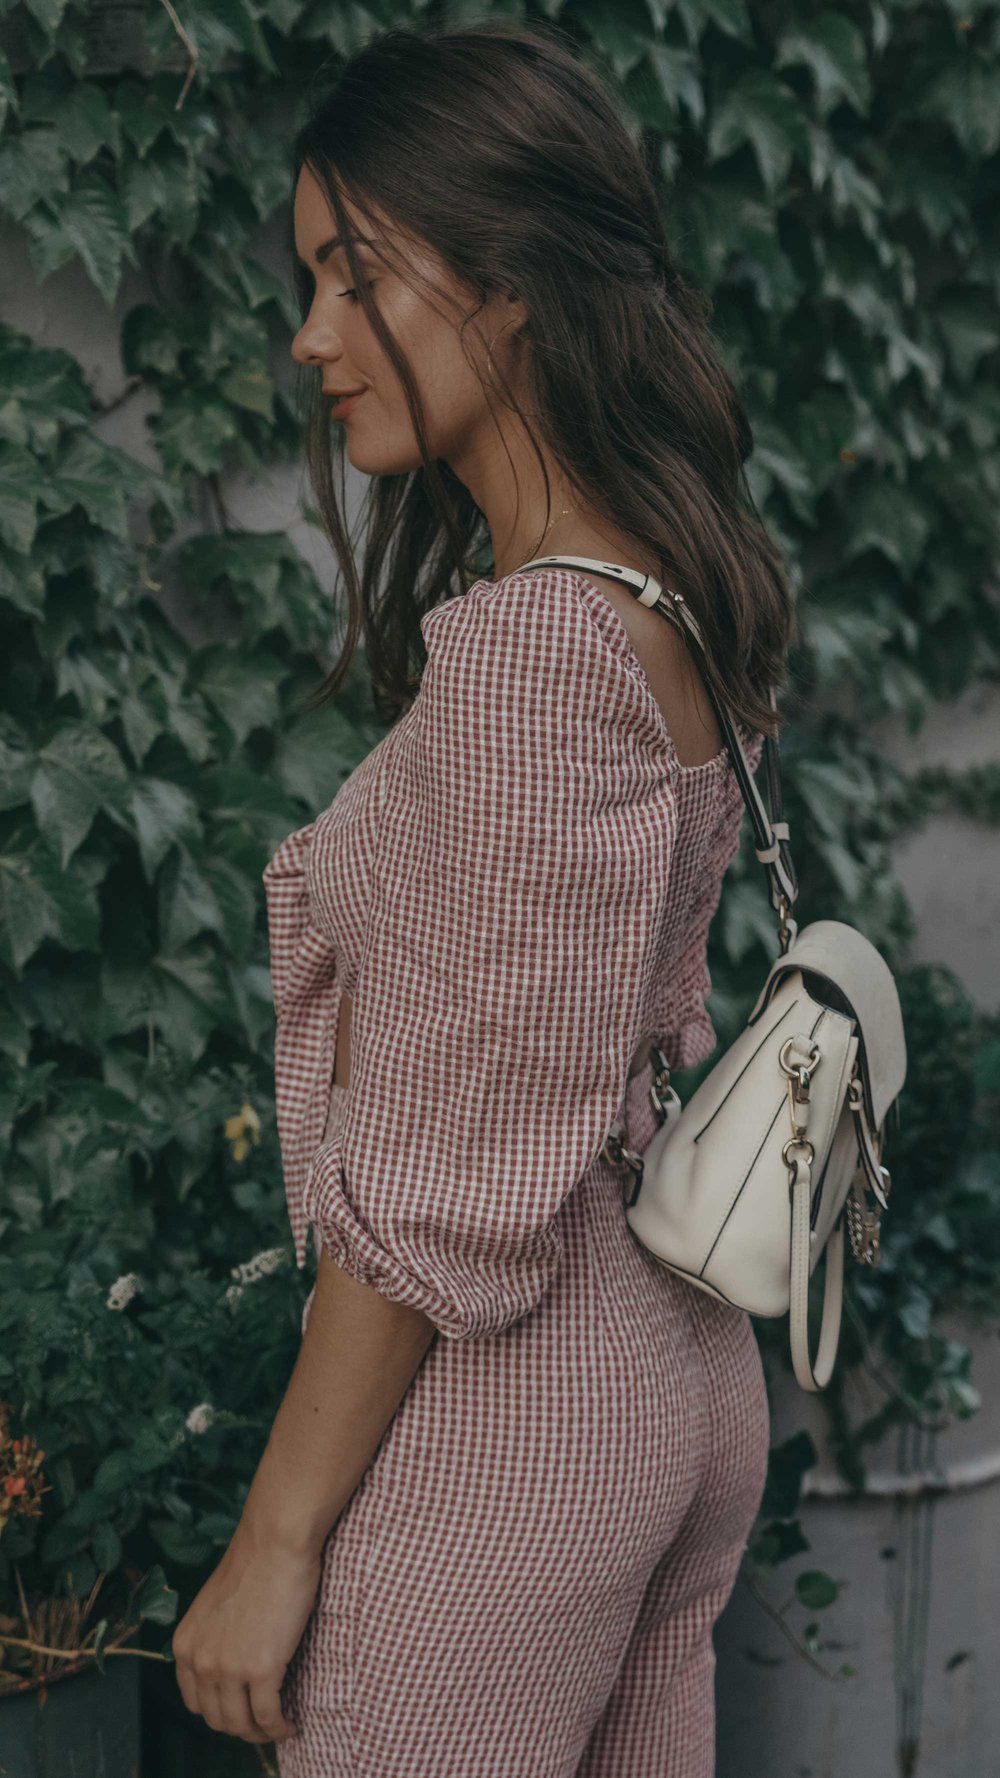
[175,1662,296,1745]
[173,1652,200,1720]
[215,1678,275,1742]
[249,1677,299,1742]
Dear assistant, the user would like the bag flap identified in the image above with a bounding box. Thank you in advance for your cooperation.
[747,919,907,1129]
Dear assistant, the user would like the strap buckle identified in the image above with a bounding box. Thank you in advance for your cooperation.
[601,1121,645,1209]
[776,892,799,955]
[648,1044,681,1127]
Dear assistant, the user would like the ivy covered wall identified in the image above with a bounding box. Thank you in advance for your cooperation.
[1,0,998,1710]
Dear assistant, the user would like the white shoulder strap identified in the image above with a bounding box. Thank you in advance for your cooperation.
[510,554,798,942]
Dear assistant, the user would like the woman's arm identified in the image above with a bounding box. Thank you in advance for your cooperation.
[245,1246,435,1555]
[172,1252,436,1746]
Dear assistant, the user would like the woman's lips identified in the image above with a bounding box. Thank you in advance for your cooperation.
[329,389,366,419]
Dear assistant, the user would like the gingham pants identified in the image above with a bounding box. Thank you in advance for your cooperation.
[277,1073,770,1777]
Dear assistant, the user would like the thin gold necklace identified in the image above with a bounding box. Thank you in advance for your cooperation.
[535,503,579,549]
[496,505,580,579]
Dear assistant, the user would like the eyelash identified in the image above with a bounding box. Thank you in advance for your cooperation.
[338,281,374,303]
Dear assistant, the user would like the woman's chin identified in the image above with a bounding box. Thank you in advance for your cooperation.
[340,427,423,478]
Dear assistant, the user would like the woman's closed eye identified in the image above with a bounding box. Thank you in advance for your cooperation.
[338,282,375,303]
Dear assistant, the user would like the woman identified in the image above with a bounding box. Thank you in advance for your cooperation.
[172,18,794,1775]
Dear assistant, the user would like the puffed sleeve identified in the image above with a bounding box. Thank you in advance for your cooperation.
[263,818,343,1270]
[302,577,678,1339]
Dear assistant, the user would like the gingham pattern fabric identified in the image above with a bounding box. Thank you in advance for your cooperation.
[264,568,770,1775]
[264,569,765,1305]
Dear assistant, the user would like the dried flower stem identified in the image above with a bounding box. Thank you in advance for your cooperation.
[0,1633,170,1664]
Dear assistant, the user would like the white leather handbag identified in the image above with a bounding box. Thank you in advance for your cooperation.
[515,553,908,1392]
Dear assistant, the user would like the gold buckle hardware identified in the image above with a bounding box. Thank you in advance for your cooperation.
[601,1122,643,1177]
[778,1034,820,1145]
[777,893,797,955]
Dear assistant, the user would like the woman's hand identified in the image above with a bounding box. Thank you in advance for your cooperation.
[171,1517,322,1744]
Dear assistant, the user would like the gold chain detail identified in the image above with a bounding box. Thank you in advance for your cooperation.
[845,1179,882,1265]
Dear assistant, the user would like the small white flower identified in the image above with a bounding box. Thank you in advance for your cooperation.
[224,1282,244,1306]
[106,1273,140,1311]
[185,1403,215,1435]
[230,1246,286,1287]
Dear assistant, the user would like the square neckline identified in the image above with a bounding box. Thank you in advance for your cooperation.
[469,569,736,781]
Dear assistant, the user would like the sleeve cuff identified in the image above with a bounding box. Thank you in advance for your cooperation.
[303,1142,565,1341]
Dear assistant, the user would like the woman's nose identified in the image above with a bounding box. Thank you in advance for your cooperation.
[291,312,343,368]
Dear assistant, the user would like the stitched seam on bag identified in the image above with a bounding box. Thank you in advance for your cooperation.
[692,998,799,1144]
[698,1005,827,1277]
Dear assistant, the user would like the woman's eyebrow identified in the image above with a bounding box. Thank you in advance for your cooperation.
[297,235,376,267]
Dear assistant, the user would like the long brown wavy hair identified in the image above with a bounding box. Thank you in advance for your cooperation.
[289,16,796,736]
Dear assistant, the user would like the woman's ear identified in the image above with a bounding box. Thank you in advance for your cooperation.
[501,291,530,338]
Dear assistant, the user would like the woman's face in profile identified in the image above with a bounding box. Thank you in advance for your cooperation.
[291,165,521,477]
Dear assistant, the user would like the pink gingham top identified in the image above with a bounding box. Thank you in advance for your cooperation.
[263,568,764,1340]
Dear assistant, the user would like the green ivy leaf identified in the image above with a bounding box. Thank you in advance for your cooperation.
[158,847,223,953]
[200,855,259,961]
[898,1289,933,1340]
[217,364,274,418]
[177,530,326,649]
[130,778,202,880]
[30,725,129,865]
[842,478,932,577]
[0,442,41,553]
[775,13,871,119]
[707,71,811,194]
[193,648,285,746]
[922,1212,958,1252]
[795,1570,840,1610]
[193,0,279,74]
[0,841,100,967]
[151,390,239,477]
[38,172,133,304]
[646,46,705,127]
[0,329,93,451]
[759,1430,818,1520]
[0,721,33,810]
[935,291,1000,387]
[20,0,70,37]
[153,946,235,1062]
[0,52,16,136]
[48,432,143,537]
[756,1518,811,1564]
[22,76,121,165]
[121,304,181,379]
[0,126,69,223]
[913,53,1000,161]
[119,141,205,241]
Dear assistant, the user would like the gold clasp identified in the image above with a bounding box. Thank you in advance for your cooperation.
[779,1034,820,1144]
[777,893,797,954]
